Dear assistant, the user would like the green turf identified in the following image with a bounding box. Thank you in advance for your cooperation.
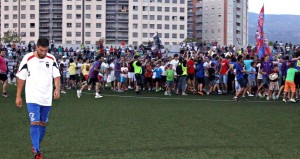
[1,86,300,159]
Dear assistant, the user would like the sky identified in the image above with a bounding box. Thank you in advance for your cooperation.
[248,0,300,15]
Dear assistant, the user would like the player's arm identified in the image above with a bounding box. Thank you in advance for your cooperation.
[16,78,25,108]
[53,59,61,99]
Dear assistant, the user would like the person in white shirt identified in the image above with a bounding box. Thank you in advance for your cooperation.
[15,38,60,159]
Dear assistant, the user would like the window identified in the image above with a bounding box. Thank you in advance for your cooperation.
[157,15,162,20]
[172,7,177,12]
[164,33,169,38]
[133,32,138,37]
[13,23,18,28]
[86,32,91,37]
[96,32,101,37]
[85,14,91,19]
[180,34,185,39]
[96,14,101,19]
[150,24,155,29]
[4,15,9,19]
[21,14,26,19]
[30,23,35,28]
[85,41,91,44]
[142,24,147,29]
[150,6,155,11]
[165,0,170,3]
[76,14,81,19]
[96,23,101,28]
[96,5,102,10]
[172,33,177,38]
[86,23,91,28]
[165,16,170,21]
[67,23,72,28]
[165,24,169,29]
[172,0,177,3]
[157,7,162,11]
[133,6,138,11]
[66,41,72,44]
[13,14,17,19]
[76,5,81,10]
[180,16,185,21]
[76,32,81,37]
[133,14,138,19]
[172,25,177,30]
[180,8,184,13]
[4,6,9,11]
[157,24,162,29]
[76,23,81,28]
[165,7,170,12]
[30,5,35,10]
[21,23,26,28]
[133,24,138,28]
[86,5,91,10]
[21,5,26,10]
[67,14,72,19]
[172,16,177,21]
[30,32,35,37]
[13,6,17,10]
[30,14,35,19]
[150,15,155,20]
[67,5,72,10]
[66,32,72,37]
[143,15,148,20]
[143,33,147,38]
[4,24,9,28]
[180,25,185,30]
[21,32,26,37]
[180,0,185,4]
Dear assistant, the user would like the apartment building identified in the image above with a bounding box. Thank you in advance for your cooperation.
[1,0,39,44]
[63,0,106,45]
[195,0,248,46]
[0,0,2,40]
[39,0,63,43]
[128,0,188,46]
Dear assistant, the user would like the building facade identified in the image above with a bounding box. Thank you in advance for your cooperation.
[1,0,40,44]
[62,0,106,45]
[193,0,248,46]
[128,0,188,46]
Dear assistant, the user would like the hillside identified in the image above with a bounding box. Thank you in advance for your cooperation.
[248,12,300,45]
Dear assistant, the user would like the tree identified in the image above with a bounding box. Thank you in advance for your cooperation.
[1,29,21,43]
[268,41,274,46]
[183,37,198,43]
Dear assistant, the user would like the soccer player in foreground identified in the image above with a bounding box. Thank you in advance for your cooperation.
[15,38,61,159]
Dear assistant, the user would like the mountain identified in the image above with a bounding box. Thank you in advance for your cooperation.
[248,12,300,45]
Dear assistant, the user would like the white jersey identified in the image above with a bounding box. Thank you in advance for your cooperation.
[169,59,179,70]
[16,52,60,106]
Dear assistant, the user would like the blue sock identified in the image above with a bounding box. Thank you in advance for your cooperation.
[30,125,40,152]
[39,126,47,143]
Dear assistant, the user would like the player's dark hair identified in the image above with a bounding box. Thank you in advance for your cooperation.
[37,38,49,47]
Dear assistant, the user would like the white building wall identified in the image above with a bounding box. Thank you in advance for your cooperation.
[128,0,187,46]
[1,1,39,44]
[62,0,106,45]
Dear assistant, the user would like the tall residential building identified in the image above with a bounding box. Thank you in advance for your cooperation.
[196,0,248,46]
[39,0,63,43]
[62,0,106,45]
[106,0,128,45]
[193,0,203,41]
[128,0,188,46]
[1,1,39,44]
[187,0,193,39]
[0,0,2,40]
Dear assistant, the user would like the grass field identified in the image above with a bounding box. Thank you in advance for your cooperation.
[1,85,300,159]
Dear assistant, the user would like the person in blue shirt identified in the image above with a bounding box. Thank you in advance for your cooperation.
[153,63,162,92]
[196,56,205,95]
[233,55,247,101]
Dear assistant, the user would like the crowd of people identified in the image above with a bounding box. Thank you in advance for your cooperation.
[1,41,300,103]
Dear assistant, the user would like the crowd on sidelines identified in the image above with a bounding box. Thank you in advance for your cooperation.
[1,42,300,103]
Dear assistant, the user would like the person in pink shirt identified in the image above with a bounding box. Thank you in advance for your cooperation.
[0,50,8,97]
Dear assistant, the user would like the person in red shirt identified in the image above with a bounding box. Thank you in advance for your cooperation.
[219,54,230,93]
[187,57,195,92]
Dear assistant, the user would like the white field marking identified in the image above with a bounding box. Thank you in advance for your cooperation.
[80,92,279,103]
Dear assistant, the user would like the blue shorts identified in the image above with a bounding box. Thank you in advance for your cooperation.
[167,81,174,87]
[121,76,127,83]
[115,73,121,82]
[27,103,52,123]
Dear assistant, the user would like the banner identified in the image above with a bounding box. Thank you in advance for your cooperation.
[255,5,271,59]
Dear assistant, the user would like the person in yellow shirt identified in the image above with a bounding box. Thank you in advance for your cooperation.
[81,58,90,82]
[68,58,76,89]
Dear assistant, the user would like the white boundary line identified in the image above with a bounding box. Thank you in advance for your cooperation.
[81,92,280,103]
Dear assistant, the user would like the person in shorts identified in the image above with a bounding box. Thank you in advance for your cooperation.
[268,65,279,100]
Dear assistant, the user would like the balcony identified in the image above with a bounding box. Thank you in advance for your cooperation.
[106,36,116,40]
[196,2,203,8]
[196,11,202,16]
[52,0,62,4]
[106,18,116,22]
[106,0,114,4]
[196,26,202,30]
[196,18,202,23]
[52,18,62,22]
[106,27,116,31]
[188,12,193,17]
[119,0,128,5]
[52,27,62,31]
[40,29,49,33]
[40,9,50,13]
[236,26,241,30]
[39,0,50,4]
[39,18,50,22]
[52,9,62,13]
